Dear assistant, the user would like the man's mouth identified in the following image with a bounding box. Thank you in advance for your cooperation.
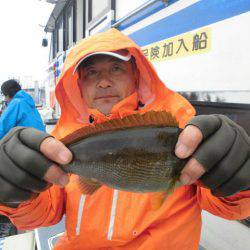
[95,95,118,100]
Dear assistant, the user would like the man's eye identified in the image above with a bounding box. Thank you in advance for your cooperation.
[86,70,98,77]
[111,65,122,72]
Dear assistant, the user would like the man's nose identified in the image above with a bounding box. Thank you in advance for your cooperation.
[97,72,112,88]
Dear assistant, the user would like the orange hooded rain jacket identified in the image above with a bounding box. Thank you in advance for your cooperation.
[0,29,250,250]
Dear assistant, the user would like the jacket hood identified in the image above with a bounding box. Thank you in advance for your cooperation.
[53,28,195,139]
[12,90,35,107]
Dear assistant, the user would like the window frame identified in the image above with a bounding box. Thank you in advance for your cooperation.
[86,0,115,36]
[52,30,57,59]
[55,15,64,54]
[51,0,77,59]
[65,0,76,50]
[88,0,110,24]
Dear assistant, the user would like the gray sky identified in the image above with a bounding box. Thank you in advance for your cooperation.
[0,0,54,87]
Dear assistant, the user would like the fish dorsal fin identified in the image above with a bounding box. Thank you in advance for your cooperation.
[61,111,178,145]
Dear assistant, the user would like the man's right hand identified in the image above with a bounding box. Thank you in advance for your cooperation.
[0,127,72,207]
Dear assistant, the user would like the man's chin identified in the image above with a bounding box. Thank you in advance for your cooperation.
[94,100,119,115]
[97,106,113,115]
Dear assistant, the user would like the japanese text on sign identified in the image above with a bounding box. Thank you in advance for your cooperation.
[142,28,211,62]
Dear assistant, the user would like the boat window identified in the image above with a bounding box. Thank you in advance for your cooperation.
[65,2,75,49]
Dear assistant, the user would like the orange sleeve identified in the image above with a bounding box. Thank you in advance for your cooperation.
[0,185,65,230]
[197,187,250,220]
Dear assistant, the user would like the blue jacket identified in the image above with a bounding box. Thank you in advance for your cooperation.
[0,90,45,139]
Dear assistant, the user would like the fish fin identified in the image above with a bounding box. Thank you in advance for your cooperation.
[77,177,102,195]
[167,177,181,194]
[61,111,179,145]
[150,192,168,210]
[150,180,183,210]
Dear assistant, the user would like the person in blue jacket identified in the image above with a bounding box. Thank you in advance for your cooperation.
[0,79,45,139]
[0,79,46,237]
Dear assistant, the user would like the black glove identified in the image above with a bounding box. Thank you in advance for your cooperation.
[187,114,250,197]
[0,127,53,207]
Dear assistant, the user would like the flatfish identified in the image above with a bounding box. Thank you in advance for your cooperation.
[61,111,187,194]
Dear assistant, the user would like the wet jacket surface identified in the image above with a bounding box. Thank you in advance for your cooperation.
[0,29,249,250]
[0,90,45,139]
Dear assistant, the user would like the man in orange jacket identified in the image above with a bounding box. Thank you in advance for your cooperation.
[0,29,249,250]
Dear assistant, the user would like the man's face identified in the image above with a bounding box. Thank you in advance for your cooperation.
[5,95,11,103]
[78,55,138,115]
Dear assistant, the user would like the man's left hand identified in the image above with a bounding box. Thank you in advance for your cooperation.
[175,114,250,197]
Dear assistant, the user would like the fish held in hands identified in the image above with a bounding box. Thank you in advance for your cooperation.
[61,111,187,195]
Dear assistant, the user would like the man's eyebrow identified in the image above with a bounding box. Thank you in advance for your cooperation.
[108,57,124,63]
[82,61,95,68]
